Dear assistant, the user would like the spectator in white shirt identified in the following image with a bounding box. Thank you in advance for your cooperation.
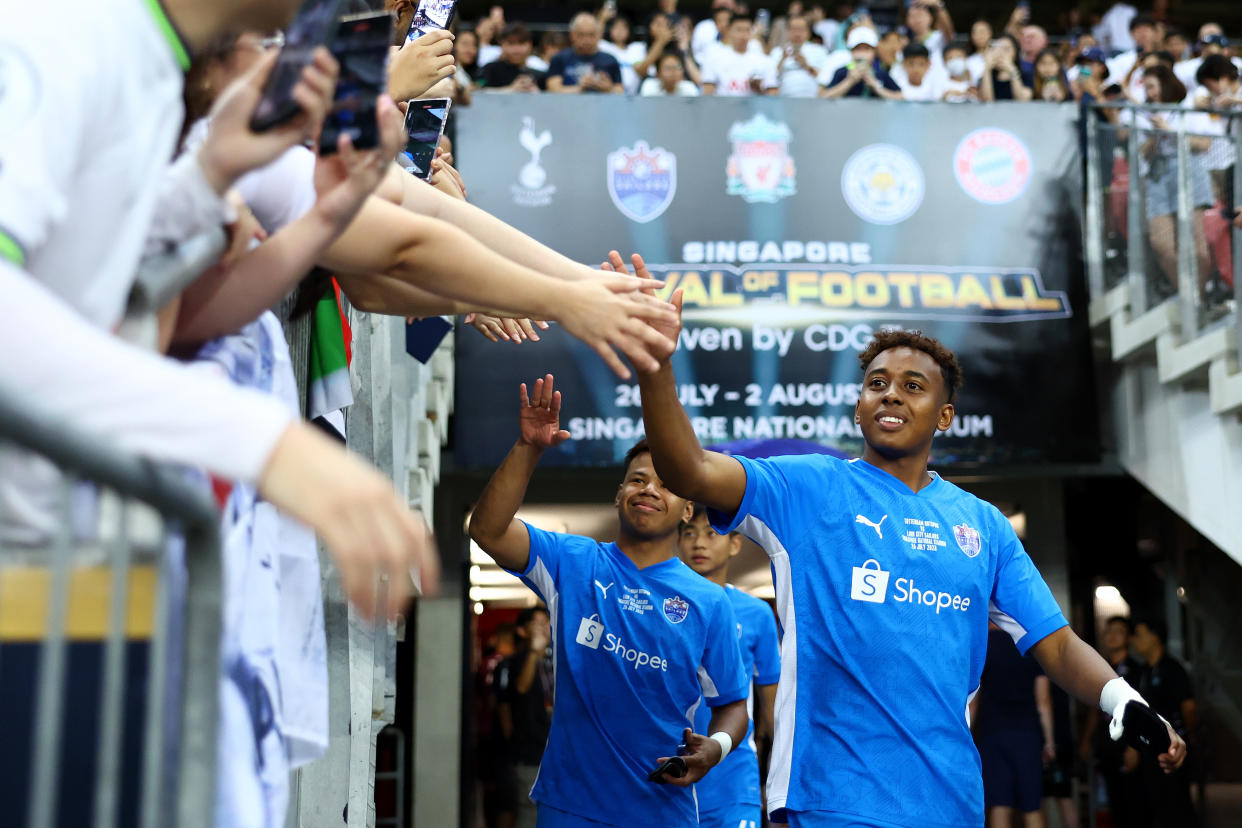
[692,0,735,64]
[891,43,940,101]
[772,15,828,98]
[967,19,993,83]
[905,1,953,64]
[599,15,646,93]
[701,13,777,96]
[941,44,980,102]
[640,51,701,96]
[1107,15,1160,99]
[1176,29,1241,97]
[1093,2,1137,53]
[1164,28,1190,62]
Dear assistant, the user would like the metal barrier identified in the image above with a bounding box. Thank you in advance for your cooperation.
[0,391,221,828]
[1084,100,1242,349]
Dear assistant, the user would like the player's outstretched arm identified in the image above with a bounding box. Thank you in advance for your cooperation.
[606,252,747,513]
[468,375,570,572]
[655,701,749,786]
[1031,626,1187,772]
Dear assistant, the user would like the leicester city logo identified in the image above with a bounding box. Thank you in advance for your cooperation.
[606,140,677,223]
[725,114,797,204]
[953,524,983,558]
[840,143,925,225]
[662,595,690,624]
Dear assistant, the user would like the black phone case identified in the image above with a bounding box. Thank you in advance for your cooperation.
[646,756,687,783]
[1120,700,1172,755]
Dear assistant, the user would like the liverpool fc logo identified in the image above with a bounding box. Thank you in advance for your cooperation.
[726,114,797,204]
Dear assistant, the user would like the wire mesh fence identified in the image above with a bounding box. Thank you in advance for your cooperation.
[0,393,221,828]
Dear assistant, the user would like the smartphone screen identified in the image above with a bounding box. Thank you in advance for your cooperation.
[402,97,451,181]
[407,0,458,41]
[251,0,347,132]
[319,11,394,154]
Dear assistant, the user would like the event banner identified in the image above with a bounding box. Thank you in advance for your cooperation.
[453,97,1097,469]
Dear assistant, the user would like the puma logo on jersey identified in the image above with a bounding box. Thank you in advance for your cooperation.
[856,514,887,539]
[594,580,614,598]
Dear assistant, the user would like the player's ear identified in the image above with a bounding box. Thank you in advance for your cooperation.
[728,533,742,557]
[937,402,955,432]
[854,400,861,425]
[681,501,694,523]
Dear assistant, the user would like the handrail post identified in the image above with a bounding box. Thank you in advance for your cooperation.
[1085,105,1106,299]
[1176,125,1200,338]
[1126,103,1149,312]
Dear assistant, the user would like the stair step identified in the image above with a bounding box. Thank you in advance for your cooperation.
[1089,282,1130,329]
[1111,299,1180,362]
[1210,355,1242,416]
[1157,326,1236,385]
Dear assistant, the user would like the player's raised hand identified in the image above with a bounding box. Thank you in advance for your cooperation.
[518,374,571,449]
[555,278,676,380]
[605,251,683,365]
[655,727,723,787]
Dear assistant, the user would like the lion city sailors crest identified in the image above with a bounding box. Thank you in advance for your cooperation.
[662,595,690,624]
[725,114,797,204]
[953,523,983,558]
[606,140,677,223]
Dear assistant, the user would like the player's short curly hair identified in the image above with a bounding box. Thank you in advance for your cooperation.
[857,329,964,403]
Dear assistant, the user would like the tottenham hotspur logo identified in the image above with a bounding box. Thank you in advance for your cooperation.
[511,117,556,207]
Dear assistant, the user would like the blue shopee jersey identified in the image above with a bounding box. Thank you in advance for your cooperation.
[708,456,1067,827]
[693,585,781,816]
[510,524,749,827]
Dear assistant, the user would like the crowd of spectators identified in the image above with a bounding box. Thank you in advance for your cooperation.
[444,1,1242,107]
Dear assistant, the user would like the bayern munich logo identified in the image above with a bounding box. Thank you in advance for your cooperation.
[840,144,925,226]
[953,128,1032,205]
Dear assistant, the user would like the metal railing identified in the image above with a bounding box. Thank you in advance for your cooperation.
[0,391,221,828]
[1084,100,1241,354]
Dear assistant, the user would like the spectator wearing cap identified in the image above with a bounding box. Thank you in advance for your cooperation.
[1107,15,1160,101]
[1071,46,1115,102]
[1176,26,1242,96]
[891,43,940,101]
[819,27,902,99]
[1092,1,1138,53]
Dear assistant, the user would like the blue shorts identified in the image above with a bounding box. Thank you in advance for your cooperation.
[979,730,1043,813]
[699,802,762,828]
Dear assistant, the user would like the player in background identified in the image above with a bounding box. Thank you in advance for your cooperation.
[679,506,780,828]
[468,375,749,828]
[606,251,1187,828]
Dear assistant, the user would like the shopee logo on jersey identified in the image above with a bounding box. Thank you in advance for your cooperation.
[849,560,972,614]
[574,615,670,671]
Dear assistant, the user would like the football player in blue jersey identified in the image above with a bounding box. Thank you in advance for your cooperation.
[609,252,1187,828]
[468,374,751,828]
[678,506,781,828]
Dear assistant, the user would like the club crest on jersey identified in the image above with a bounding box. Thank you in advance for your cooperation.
[953,524,982,558]
[662,595,690,624]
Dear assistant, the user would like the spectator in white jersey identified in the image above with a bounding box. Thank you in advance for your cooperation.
[693,0,737,65]
[701,13,778,96]
[678,505,780,828]
[0,0,439,620]
[891,43,941,101]
[772,15,828,98]
[468,376,750,827]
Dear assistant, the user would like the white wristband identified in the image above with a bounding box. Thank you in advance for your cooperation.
[709,731,733,762]
[1100,677,1147,741]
